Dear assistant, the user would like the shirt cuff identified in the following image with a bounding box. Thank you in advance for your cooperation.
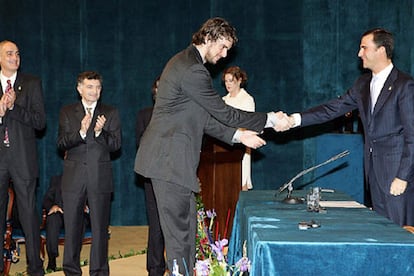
[232,129,242,143]
[264,112,277,128]
[291,113,301,127]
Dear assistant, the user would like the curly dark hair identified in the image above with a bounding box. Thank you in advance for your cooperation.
[191,17,238,46]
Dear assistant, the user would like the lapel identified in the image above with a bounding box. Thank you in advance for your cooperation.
[94,102,102,121]
[372,67,397,116]
[75,102,85,123]
[361,77,372,121]
[14,73,23,98]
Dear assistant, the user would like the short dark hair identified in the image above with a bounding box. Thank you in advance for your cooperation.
[77,71,102,84]
[191,17,238,46]
[363,28,394,59]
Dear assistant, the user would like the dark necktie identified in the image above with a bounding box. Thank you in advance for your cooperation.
[3,80,11,147]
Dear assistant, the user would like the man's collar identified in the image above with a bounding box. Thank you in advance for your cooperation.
[0,71,17,83]
[81,100,97,109]
[372,63,393,79]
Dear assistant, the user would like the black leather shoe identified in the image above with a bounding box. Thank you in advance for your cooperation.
[46,258,57,271]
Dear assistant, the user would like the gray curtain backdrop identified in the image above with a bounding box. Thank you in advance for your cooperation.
[1,0,413,225]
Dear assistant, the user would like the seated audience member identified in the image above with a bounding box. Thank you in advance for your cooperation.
[42,174,90,271]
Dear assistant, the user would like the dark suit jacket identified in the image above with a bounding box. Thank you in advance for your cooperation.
[136,106,153,147]
[135,45,267,192]
[57,101,121,193]
[301,67,414,194]
[42,175,63,211]
[0,72,46,178]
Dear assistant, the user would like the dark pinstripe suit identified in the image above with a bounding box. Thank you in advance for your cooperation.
[300,67,414,226]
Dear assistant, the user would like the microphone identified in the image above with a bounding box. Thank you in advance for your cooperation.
[276,150,350,203]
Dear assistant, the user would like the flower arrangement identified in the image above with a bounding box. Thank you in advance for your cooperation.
[195,195,250,276]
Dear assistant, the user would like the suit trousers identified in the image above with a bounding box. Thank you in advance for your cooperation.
[46,213,64,258]
[62,190,111,276]
[368,157,414,226]
[151,179,197,275]
[0,151,44,275]
[144,180,166,275]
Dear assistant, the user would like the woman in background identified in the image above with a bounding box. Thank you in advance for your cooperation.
[222,66,255,190]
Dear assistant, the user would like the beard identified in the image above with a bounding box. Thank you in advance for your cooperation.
[204,49,220,64]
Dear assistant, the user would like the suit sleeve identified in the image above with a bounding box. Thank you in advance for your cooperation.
[181,64,267,132]
[95,108,122,152]
[396,79,414,181]
[8,76,46,130]
[301,86,359,126]
[42,175,61,211]
[57,107,85,151]
[204,115,236,145]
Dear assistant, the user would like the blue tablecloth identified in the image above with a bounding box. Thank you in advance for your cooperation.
[228,190,414,276]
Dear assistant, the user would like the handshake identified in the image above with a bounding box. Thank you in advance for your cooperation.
[238,111,297,150]
[272,111,296,132]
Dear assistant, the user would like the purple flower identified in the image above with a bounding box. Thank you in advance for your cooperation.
[195,259,210,276]
[210,239,228,261]
[206,209,216,219]
[235,257,251,272]
[198,209,206,217]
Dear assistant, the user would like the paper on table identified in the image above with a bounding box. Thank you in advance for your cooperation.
[319,201,366,208]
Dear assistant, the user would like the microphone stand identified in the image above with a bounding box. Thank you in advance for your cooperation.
[276,150,350,204]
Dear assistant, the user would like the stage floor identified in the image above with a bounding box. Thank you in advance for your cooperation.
[9,225,149,275]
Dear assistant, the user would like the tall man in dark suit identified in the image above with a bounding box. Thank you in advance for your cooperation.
[0,40,45,275]
[57,71,121,276]
[134,17,291,274]
[287,28,414,227]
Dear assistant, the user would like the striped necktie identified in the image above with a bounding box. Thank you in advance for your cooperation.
[3,80,12,147]
[86,107,92,116]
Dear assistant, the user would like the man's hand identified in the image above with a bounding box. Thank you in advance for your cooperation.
[288,115,296,127]
[0,95,7,117]
[390,178,407,196]
[273,111,293,132]
[4,88,16,109]
[239,130,266,149]
[94,114,106,133]
[80,113,92,135]
[48,205,64,215]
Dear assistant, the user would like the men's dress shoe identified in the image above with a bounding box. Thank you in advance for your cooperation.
[46,258,57,271]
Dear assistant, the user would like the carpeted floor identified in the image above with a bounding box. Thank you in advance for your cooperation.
[8,225,149,275]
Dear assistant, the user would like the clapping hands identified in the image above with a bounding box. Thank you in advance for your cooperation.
[0,95,7,117]
[0,89,16,117]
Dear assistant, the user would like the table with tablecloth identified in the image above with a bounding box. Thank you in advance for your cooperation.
[228,190,414,276]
